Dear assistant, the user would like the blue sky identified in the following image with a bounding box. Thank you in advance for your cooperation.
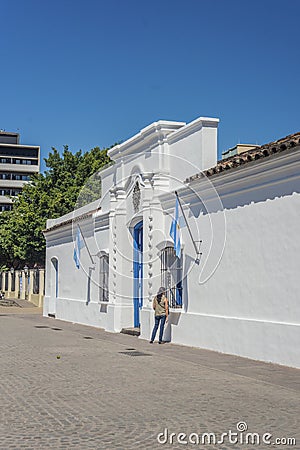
[1,0,299,172]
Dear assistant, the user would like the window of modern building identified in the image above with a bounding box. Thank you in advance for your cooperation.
[0,173,11,180]
[0,146,38,158]
[12,173,30,181]
[12,158,38,165]
[0,158,12,164]
[0,204,12,212]
[160,247,183,308]
[0,189,10,196]
[99,253,109,302]
[11,189,22,196]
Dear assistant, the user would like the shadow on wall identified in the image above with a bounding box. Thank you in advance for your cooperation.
[188,166,300,216]
[86,267,94,305]
[164,311,181,342]
[100,304,107,313]
[163,252,193,341]
[182,253,195,312]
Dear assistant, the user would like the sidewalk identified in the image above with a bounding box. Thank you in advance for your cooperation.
[0,310,299,449]
[0,300,42,315]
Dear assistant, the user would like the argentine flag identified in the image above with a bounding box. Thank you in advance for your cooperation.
[73,226,85,269]
[170,197,182,257]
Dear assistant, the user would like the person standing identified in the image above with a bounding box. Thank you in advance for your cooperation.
[150,287,169,344]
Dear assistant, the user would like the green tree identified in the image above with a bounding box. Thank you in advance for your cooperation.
[0,145,112,268]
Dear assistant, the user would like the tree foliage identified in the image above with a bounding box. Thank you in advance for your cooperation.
[0,145,112,268]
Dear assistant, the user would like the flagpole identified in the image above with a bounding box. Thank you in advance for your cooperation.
[77,224,95,265]
[174,191,202,260]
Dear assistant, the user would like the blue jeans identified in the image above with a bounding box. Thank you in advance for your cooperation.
[151,315,166,342]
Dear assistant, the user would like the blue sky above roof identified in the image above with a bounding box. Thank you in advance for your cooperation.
[1,0,299,172]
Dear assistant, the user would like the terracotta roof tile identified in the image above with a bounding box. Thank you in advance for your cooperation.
[185,132,300,183]
[43,208,101,233]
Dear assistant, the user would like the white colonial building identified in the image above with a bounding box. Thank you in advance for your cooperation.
[43,117,300,368]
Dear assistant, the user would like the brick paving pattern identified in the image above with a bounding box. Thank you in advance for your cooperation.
[0,310,299,449]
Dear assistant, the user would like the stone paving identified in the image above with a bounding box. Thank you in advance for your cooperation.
[0,309,299,449]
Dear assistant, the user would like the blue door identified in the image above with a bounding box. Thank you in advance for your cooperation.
[133,221,143,327]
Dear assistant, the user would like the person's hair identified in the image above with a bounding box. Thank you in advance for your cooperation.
[157,287,166,302]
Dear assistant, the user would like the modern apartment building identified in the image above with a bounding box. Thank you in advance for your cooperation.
[221,143,259,159]
[0,131,40,211]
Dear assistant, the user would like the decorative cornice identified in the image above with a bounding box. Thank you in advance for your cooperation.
[167,117,219,145]
[107,120,185,160]
[43,208,105,234]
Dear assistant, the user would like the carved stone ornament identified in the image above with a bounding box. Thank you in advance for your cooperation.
[132,182,141,213]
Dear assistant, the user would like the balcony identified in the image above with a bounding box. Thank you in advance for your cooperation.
[0,163,39,173]
[0,195,12,204]
[0,179,27,189]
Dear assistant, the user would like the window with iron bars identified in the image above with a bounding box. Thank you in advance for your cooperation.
[160,247,182,308]
[99,254,109,302]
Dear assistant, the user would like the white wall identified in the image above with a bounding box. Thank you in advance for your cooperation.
[140,149,300,368]
[44,212,112,328]
[167,117,219,191]
[43,116,300,368]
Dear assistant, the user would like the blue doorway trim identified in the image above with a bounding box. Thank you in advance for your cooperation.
[133,221,143,327]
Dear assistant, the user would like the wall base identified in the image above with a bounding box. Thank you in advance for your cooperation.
[43,297,134,333]
[140,309,300,368]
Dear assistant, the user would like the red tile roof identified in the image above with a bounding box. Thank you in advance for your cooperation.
[185,132,300,183]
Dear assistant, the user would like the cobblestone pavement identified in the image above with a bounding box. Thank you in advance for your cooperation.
[0,311,299,449]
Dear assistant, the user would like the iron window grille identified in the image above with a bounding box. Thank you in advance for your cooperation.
[161,247,183,309]
[99,254,109,302]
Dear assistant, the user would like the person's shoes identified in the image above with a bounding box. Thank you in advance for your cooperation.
[149,341,153,344]
[158,341,164,344]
